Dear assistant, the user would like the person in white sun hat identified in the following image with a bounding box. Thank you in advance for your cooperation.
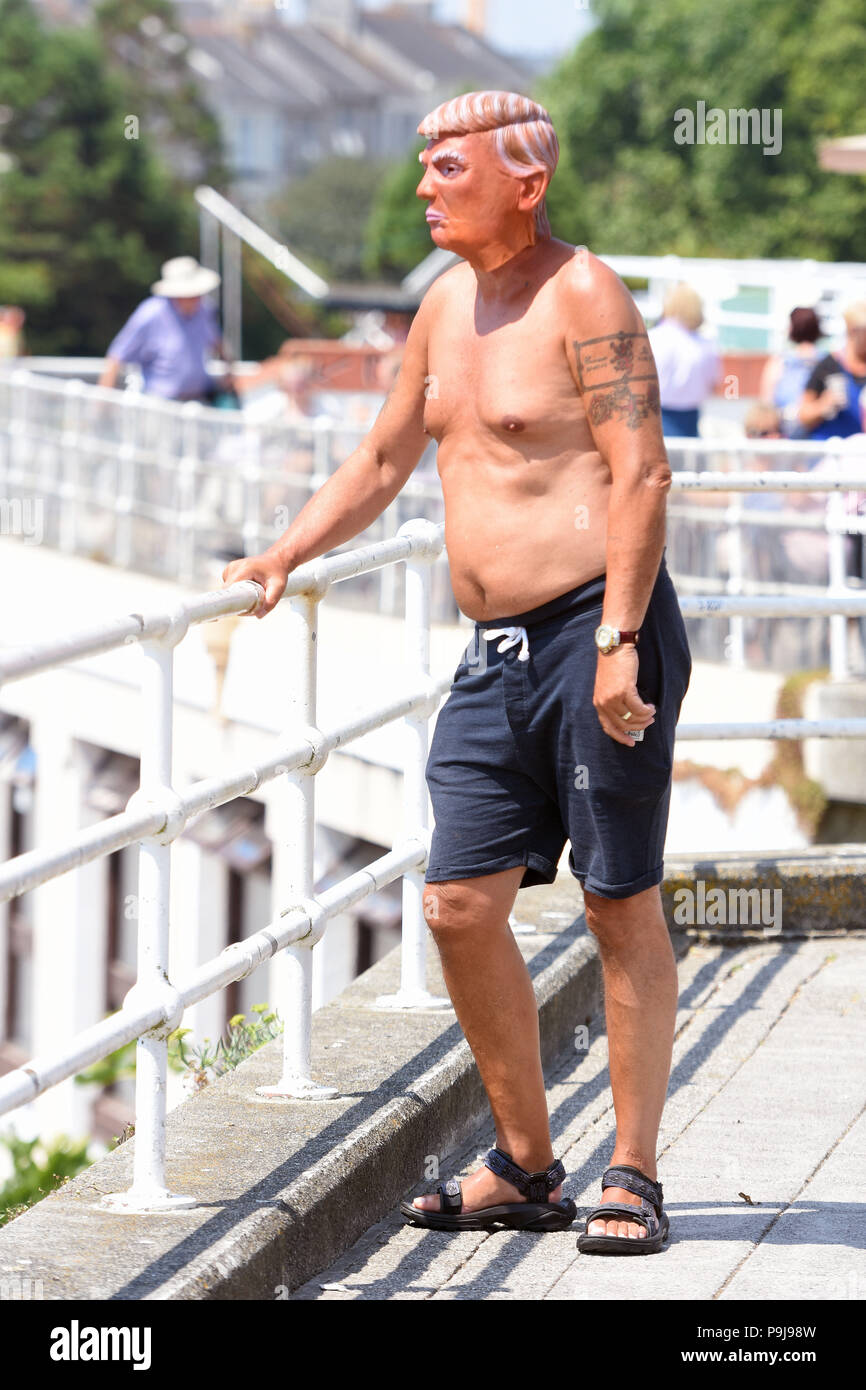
[99,255,235,403]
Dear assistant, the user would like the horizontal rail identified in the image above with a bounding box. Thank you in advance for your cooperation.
[0,674,450,903]
[670,471,866,490]
[0,838,425,1118]
[0,528,447,687]
[677,719,866,740]
[680,594,866,618]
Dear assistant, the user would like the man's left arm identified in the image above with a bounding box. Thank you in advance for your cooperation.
[565,255,672,747]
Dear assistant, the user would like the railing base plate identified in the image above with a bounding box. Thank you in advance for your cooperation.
[255,1078,340,1101]
[100,1188,196,1214]
[373,989,452,1011]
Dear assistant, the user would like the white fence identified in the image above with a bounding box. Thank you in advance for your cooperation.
[3,368,866,671]
[1,506,866,1210]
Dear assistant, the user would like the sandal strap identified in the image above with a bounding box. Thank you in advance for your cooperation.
[438,1177,463,1214]
[483,1147,566,1204]
[602,1165,663,1214]
[583,1199,657,1235]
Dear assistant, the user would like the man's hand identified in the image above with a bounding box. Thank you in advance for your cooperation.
[593,646,656,747]
[221,550,292,619]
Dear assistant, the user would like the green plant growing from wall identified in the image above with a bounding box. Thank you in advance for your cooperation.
[0,1133,91,1227]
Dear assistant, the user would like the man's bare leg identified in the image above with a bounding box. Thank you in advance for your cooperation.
[413,866,564,1212]
[583,884,678,1240]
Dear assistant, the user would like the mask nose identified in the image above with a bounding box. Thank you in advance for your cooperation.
[416,164,435,200]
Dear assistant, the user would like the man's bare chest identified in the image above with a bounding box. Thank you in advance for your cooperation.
[424,302,581,440]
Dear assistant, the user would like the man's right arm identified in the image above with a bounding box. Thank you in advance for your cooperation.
[222,294,433,617]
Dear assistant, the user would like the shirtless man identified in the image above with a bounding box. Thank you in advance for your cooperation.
[222,91,691,1252]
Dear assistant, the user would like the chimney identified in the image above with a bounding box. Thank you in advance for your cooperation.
[306,0,360,30]
[465,0,486,34]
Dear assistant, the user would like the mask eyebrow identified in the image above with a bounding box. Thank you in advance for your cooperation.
[430,148,467,168]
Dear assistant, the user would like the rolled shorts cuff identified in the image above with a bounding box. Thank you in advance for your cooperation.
[424,849,557,887]
[573,862,665,901]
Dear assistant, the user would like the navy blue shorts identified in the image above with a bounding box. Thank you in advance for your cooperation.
[424,557,692,899]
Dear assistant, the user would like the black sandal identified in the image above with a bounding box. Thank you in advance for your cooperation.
[399,1146,577,1232]
[577,1164,670,1255]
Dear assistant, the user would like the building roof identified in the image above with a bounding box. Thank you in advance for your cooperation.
[180,1,532,113]
[362,6,529,91]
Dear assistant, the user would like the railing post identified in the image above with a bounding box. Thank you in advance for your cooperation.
[241,425,263,559]
[177,402,202,586]
[104,610,192,1211]
[377,520,449,1010]
[257,576,338,1099]
[59,378,84,555]
[725,491,746,668]
[827,485,850,681]
[114,389,137,569]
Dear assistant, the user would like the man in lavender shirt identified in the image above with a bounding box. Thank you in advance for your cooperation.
[99,256,230,402]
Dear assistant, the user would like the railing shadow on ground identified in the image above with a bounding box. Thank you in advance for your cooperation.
[346,943,815,1302]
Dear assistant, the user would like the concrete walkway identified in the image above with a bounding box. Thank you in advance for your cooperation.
[292,937,866,1301]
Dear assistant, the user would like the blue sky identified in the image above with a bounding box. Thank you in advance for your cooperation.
[353,2,595,58]
[434,1,594,56]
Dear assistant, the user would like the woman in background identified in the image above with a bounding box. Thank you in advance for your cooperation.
[648,283,722,438]
[759,306,823,439]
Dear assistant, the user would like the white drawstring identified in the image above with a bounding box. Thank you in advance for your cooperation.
[482,625,531,662]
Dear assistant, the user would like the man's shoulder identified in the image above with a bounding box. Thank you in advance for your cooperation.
[553,243,626,299]
[550,243,638,323]
[552,242,644,336]
[417,259,471,312]
[127,296,167,327]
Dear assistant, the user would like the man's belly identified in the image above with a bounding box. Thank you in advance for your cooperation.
[441,479,610,621]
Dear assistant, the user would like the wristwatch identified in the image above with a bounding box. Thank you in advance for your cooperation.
[594,624,640,654]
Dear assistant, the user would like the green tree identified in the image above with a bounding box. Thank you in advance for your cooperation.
[364,0,866,272]
[362,144,433,282]
[0,0,198,354]
[268,156,391,283]
[93,0,226,189]
[539,0,866,260]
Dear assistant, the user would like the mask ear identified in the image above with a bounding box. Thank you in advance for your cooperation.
[516,169,549,217]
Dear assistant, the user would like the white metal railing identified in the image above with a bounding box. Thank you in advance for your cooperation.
[0,365,448,615]
[1,507,866,1210]
[0,519,451,1211]
[665,435,866,679]
[2,368,864,655]
[406,249,866,352]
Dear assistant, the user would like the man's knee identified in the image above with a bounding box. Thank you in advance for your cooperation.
[583,884,664,941]
[422,874,516,933]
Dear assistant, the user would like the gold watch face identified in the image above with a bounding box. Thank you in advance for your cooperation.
[595,624,616,653]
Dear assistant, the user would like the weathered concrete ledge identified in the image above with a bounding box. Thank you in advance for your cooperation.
[662,844,866,937]
[0,876,608,1301]
[1,848,860,1301]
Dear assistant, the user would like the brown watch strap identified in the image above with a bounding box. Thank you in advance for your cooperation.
[618,631,640,645]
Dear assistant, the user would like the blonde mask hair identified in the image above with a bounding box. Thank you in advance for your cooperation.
[418,91,559,238]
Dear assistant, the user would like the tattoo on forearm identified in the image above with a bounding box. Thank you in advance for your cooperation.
[573,330,661,431]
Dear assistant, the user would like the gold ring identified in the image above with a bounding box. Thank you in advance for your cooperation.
[622,711,632,722]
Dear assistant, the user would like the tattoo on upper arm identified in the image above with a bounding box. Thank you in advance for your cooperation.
[573,330,660,431]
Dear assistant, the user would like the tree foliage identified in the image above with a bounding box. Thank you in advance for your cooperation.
[0,0,204,354]
[365,0,866,272]
[539,0,866,260]
[93,0,226,189]
[269,156,391,283]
